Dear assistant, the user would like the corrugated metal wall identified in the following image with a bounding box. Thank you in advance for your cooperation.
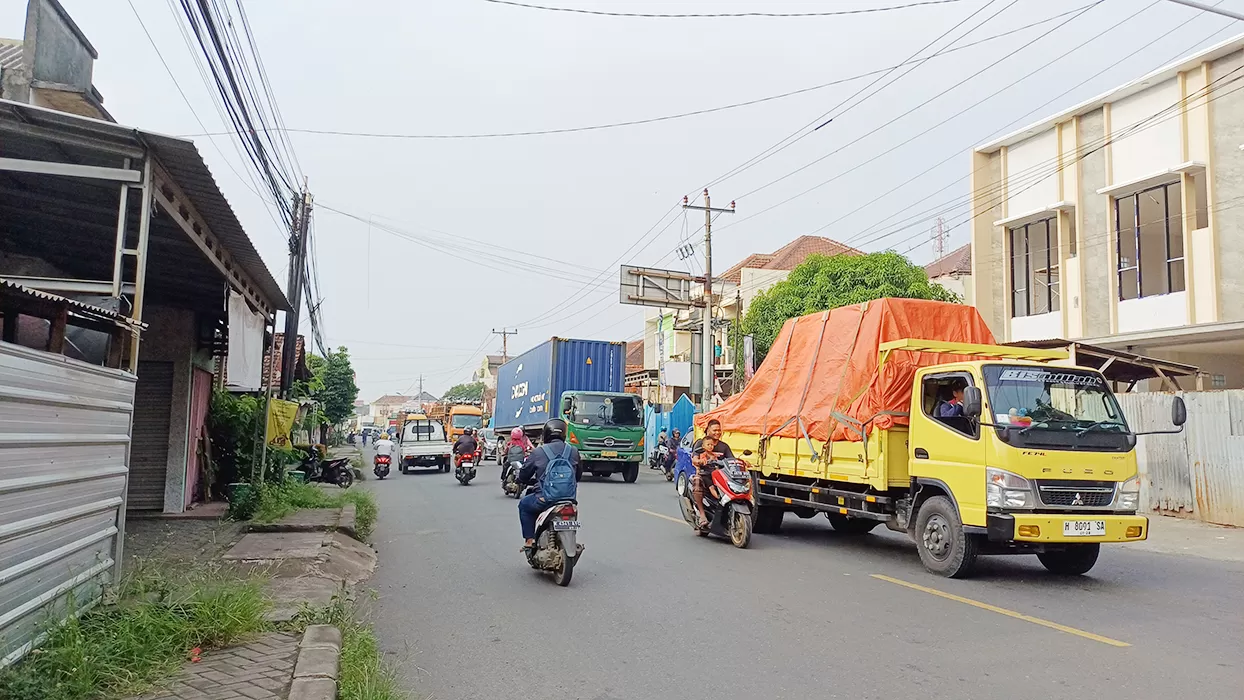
[1117,390,1244,527]
[0,341,135,667]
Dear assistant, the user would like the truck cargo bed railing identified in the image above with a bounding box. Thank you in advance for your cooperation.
[878,338,1069,363]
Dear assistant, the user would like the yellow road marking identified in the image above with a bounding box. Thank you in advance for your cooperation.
[870,574,1131,647]
[637,508,684,524]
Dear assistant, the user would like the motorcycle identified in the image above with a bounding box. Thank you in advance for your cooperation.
[660,444,675,482]
[298,453,354,489]
[524,487,583,586]
[676,457,753,548]
[373,454,391,480]
[501,457,524,498]
[454,451,477,485]
[649,442,668,470]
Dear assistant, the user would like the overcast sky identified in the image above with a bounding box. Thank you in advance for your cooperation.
[4,0,1237,398]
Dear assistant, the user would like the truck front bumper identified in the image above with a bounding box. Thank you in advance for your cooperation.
[579,452,643,462]
[987,513,1148,543]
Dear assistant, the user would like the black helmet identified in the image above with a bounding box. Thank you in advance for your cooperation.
[542,418,567,443]
[463,427,474,436]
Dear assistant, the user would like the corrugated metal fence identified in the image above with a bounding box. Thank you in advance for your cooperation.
[1117,390,1244,527]
[0,341,135,667]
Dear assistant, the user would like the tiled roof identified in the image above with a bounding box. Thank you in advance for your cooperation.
[924,243,972,279]
[720,236,861,284]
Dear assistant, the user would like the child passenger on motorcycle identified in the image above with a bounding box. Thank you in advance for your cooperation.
[690,419,736,531]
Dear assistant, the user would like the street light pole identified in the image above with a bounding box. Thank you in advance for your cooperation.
[1165,0,1244,21]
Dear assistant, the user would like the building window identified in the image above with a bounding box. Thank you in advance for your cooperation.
[1009,218,1059,318]
[1115,182,1185,301]
[1212,374,1226,389]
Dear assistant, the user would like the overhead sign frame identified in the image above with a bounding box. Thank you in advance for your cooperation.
[619,265,701,309]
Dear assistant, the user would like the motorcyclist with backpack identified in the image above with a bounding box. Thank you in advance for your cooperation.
[517,418,580,551]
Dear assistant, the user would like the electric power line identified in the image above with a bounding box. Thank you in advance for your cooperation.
[481,0,968,19]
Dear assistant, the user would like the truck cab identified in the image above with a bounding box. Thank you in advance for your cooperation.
[559,391,645,482]
[446,405,483,443]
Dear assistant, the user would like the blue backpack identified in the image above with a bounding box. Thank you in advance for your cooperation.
[539,443,577,502]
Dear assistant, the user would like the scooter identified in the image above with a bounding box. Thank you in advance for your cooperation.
[454,451,477,485]
[651,443,670,471]
[501,457,524,498]
[373,454,391,480]
[298,453,354,489]
[676,457,753,548]
[661,444,676,482]
[524,488,584,586]
[649,442,667,470]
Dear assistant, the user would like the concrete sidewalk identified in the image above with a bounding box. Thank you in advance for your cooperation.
[1129,514,1244,562]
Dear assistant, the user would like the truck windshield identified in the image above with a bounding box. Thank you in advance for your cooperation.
[983,365,1130,449]
[451,414,482,429]
[571,394,642,427]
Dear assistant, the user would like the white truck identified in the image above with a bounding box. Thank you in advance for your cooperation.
[399,415,452,473]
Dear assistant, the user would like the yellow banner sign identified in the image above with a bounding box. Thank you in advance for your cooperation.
[266,399,300,447]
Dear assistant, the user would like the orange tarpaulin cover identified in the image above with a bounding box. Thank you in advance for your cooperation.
[699,298,995,442]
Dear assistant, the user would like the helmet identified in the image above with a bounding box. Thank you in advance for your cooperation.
[541,418,567,443]
[463,427,473,436]
[510,427,524,441]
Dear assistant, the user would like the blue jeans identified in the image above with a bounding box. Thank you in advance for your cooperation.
[519,492,548,540]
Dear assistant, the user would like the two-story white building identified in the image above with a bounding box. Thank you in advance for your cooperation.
[970,35,1244,389]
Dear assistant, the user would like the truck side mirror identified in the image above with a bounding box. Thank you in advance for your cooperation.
[962,386,983,419]
[561,397,573,416]
[1171,396,1187,427]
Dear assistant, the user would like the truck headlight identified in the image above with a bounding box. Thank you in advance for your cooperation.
[987,467,1034,509]
[1116,475,1141,511]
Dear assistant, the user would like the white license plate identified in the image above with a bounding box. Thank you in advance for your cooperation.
[600,450,618,458]
[552,520,580,531]
[1063,520,1106,537]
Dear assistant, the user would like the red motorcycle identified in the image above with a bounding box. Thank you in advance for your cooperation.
[676,457,753,548]
[373,454,391,480]
[454,450,477,485]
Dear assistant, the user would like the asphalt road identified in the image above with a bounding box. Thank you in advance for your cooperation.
[361,454,1244,700]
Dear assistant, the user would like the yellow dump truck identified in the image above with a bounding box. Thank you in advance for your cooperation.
[703,300,1186,577]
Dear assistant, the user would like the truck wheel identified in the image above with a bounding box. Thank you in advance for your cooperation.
[753,502,784,534]
[1037,544,1100,575]
[441,458,451,473]
[914,495,978,578]
[827,515,879,535]
[623,462,640,483]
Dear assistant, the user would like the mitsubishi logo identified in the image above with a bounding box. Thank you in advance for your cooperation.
[1072,492,1084,506]
[603,437,615,447]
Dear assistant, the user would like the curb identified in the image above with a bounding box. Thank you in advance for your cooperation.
[288,624,341,700]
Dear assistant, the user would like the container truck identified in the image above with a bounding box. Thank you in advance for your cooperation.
[493,338,644,482]
[698,299,1185,578]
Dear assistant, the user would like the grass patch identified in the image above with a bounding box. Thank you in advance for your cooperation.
[293,596,404,700]
[0,567,267,700]
[245,481,379,540]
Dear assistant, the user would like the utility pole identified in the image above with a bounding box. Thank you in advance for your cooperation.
[1165,0,1244,21]
[281,181,312,398]
[683,189,735,411]
[418,374,424,401]
[492,328,517,362]
[931,216,946,259]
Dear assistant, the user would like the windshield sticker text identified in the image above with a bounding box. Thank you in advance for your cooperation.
[998,368,1103,387]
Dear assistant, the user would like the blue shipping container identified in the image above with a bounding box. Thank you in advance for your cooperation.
[492,338,625,431]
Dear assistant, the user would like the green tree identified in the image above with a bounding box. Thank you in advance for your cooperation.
[319,346,360,427]
[741,251,958,363]
[442,381,484,403]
